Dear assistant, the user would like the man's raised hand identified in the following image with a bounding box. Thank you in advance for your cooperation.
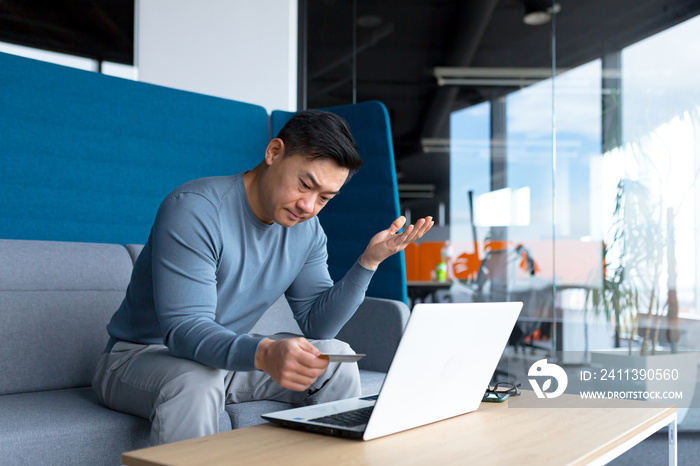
[359,216,434,270]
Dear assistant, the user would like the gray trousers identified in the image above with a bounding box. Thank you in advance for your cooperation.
[92,336,361,445]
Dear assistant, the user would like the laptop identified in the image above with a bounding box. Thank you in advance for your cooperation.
[262,301,523,440]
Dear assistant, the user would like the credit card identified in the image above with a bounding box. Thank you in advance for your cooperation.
[319,353,366,363]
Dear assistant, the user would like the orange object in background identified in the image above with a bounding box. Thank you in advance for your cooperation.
[404,243,420,281]
[452,252,481,280]
[482,240,540,276]
[406,239,602,288]
[483,239,507,253]
[417,242,444,281]
[405,241,482,282]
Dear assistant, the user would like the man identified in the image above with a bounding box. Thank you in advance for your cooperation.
[92,110,433,445]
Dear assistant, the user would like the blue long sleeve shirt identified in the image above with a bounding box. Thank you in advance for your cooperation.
[105,174,374,371]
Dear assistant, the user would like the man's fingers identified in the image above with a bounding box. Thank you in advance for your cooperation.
[275,357,327,391]
[359,215,435,270]
[394,217,433,248]
[409,217,433,238]
[296,339,329,369]
[417,219,434,238]
[398,224,420,245]
[398,223,415,238]
[402,218,427,242]
[261,338,330,391]
[286,361,327,380]
[420,216,434,232]
[300,354,329,370]
[279,372,319,391]
[297,337,321,355]
[388,216,407,234]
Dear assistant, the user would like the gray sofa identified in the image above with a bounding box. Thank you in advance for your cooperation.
[0,239,410,465]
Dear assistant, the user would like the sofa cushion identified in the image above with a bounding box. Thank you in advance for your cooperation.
[357,370,386,395]
[0,387,234,466]
[336,297,409,372]
[249,295,303,335]
[0,388,150,466]
[125,244,144,264]
[0,240,133,395]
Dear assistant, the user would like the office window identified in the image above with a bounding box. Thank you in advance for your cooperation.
[448,13,700,365]
[0,41,136,79]
[613,15,700,319]
[449,101,490,253]
[0,41,96,71]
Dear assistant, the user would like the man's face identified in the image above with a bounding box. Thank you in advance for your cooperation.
[260,144,349,227]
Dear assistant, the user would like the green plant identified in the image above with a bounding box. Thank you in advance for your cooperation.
[597,179,663,354]
[617,178,665,354]
[599,167,698,355]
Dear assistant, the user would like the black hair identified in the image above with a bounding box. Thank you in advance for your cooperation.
[275,110,362,181]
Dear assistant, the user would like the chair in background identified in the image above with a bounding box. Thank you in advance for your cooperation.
[450,243,552,354]
[452,250,481,282]
[404,241,484,307]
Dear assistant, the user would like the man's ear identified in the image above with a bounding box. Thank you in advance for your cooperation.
[264,138,285,166]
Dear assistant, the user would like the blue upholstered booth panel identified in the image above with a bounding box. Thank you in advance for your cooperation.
[0,52,269,245]
[271,102,407,303]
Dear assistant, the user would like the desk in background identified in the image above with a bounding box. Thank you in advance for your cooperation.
[406,280,453,307]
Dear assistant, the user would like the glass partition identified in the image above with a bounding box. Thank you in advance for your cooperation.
[618,17,700,330]
[449,10,700,427]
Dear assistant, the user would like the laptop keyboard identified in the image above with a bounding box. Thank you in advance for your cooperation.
[309,405,374,427]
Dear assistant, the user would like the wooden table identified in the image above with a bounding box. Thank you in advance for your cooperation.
[122,397,677,466]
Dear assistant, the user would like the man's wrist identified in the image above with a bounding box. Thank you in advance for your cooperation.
[359,253,379,271]
[254,338,273,371]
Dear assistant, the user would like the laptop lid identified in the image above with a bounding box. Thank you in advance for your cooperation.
[363,301,522,440]
[262,302,523,440]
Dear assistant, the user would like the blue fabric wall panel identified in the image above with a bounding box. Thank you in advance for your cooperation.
[271,101,407,303]
[1,52,269,245]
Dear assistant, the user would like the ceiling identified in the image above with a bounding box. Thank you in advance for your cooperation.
[2,0,699,216]
[0,1,133,63]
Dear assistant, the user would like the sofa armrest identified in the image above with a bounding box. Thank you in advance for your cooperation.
[336,297,410,373]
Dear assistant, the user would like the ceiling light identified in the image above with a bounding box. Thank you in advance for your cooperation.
[523,1,561,26]
[523,11,550,26]
[432,67,568,87]
[357,15,383,29]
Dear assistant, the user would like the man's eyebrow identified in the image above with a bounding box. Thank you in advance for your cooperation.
[304,173,340,195]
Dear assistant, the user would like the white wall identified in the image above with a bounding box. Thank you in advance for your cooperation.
[135,0,297,113]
